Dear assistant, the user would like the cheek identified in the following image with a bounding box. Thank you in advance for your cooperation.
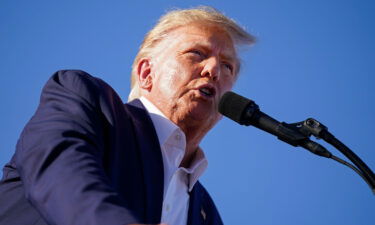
[154,61,184,95]
[220,77,235,93]
[168,62,197,88]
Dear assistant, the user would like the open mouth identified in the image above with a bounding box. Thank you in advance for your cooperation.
[199,86,215,97]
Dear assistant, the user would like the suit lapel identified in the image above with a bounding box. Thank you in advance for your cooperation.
[187,182,205,225]
[125,99,164,222]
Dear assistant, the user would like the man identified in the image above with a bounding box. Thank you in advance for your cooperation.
[0,6,254,225]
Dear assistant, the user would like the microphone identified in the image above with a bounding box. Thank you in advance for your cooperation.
[218,91,331,158]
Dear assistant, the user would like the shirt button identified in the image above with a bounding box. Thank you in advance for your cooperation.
[165,204,170,212]
[175,134,181,141]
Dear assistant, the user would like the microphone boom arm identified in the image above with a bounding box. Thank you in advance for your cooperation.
[219,91,375,194]
[257,113,375,194]
[301,118,375,194]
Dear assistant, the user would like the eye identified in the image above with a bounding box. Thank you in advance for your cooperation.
[222,62,234,73]
[188,49,205,58]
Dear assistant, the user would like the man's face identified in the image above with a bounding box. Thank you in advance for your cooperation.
[144,23,238,131]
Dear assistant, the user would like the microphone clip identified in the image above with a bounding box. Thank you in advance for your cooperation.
[276,119,332,158]
[287,118,328,139]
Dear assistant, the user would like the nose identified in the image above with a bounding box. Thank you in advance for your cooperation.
[201,57,220,81]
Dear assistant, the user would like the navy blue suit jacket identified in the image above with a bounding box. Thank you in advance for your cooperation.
[0,70,223,225]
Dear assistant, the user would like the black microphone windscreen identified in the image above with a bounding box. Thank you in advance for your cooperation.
[218,91,253,124]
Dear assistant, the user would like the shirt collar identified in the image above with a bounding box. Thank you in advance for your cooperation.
[182,147,208,191]
[140,96,208,191]
[140,96,180,147]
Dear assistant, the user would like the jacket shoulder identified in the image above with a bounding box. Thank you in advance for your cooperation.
[44,70,108,105]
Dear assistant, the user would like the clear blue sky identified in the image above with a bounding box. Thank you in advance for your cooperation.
[1,0,374,224]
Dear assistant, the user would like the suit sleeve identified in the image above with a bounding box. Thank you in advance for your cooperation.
[14,70,140,225]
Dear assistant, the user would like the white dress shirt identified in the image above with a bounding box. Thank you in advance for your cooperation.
[140,97,208,225]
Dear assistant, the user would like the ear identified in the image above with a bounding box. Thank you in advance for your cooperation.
[137,58,153,91]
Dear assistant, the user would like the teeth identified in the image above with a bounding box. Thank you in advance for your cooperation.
[200,87,212,96]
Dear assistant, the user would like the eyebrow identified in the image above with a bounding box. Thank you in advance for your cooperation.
[189,43,238,64]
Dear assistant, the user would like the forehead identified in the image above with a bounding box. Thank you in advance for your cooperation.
[157,23,237,59]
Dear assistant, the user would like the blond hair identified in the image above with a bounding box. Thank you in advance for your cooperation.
[128,6,255,101]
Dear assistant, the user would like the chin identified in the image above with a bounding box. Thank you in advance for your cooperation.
[188,106,218,123]
[179,96,217,122]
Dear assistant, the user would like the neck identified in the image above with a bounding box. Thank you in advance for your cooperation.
[177,121,209,168]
